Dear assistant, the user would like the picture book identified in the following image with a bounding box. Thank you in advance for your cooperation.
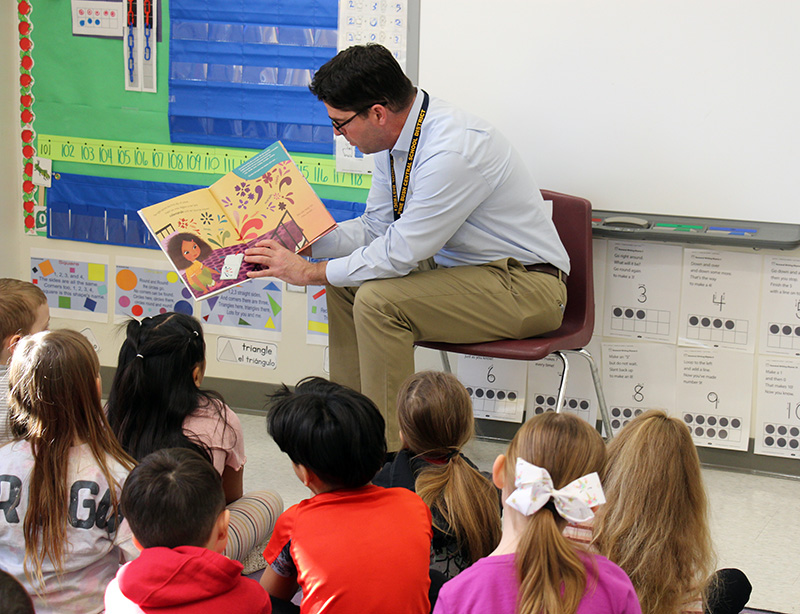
[139,141,337,300]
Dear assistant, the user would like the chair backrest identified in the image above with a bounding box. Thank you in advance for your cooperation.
[541,190,594,343]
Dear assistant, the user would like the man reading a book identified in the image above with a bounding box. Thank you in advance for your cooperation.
[244,44,569,450]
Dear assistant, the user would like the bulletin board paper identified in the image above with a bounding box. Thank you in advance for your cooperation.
[754,356,800,459]
[307,284,329,345]
[592,239,607,329]
[758,256,800,357]
[30,249,109,323]
[114,257,196,321]
[678,249,761,352]
[602,342,677,436]
[676,348,754,451]
[201,280,283,341]
[603,241,683,343]
[457,355,527,423]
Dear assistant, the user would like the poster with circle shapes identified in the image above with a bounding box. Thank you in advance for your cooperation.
[114,260,195,321]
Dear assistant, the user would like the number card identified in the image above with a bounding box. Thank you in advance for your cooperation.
[31,249,109,322]
[759,256,800,357]
[307,284,329,345]
[527,353,598,427]
[115,257,195,321]
[603,241,683,343]
[676,348,754,451]
[201,280,283,341]
[678,249,761,352]
[457,355,527,423]
[755,357,800,459]
[601,342,677,436]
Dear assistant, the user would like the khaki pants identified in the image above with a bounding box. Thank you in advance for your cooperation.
[326,258,567,450]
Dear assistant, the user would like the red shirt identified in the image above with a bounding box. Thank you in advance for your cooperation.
[264,484,432,614]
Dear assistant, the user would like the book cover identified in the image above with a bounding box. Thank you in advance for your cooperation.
[139,141,337,300]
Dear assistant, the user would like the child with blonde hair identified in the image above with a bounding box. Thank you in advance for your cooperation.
[593,410,751,614]
[434,412,640,614]
[373,371,501,577]
[0,330,137,614]
[0,278,49,444]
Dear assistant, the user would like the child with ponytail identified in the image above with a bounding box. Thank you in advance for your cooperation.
[106,312,282,570]
[373,371,501,578]
[0,330,137,614]
[434,412,641,614]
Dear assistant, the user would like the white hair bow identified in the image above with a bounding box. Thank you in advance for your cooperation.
[505,458,605,523]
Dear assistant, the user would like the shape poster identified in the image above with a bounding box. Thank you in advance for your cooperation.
[457,355,527,423]
[754,357,800,459]
[603,241,683,343]
[30,249,108,322]
[678,249,761,352]
[759,256,800,357]
[115,257,195,321]
[592,239,607,329]
[527,352,598,427]
[602,342,677,436]
[676,348,754,451]
[200,280,283,341]
[307,284,329,346]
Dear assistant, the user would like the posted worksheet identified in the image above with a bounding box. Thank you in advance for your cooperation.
[457,355,527,423]
[759,256,800,357]
[754,356,800,459]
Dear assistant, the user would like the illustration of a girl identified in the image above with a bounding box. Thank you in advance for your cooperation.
[167,232,219,294]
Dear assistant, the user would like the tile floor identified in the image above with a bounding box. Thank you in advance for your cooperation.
[237,410,800,614]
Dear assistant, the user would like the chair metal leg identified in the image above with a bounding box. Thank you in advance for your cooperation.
[552,351,571,414]
[437,350,452,373]
[564,348,613,440]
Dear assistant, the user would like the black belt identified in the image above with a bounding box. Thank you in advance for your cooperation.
[524,263,568,284]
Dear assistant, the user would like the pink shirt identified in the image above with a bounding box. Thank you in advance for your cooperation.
[182,400,246,475]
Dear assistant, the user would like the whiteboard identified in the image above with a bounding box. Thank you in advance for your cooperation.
[419,0,800,225]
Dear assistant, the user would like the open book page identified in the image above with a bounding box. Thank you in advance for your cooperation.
[209,141,337,253]
[139,141,337,301]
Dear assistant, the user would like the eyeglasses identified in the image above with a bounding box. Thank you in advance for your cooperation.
[329,102,385,132]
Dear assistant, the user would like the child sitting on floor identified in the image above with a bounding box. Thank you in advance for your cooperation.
[0,278,49,445]
[373,370,501,578]
[104,447,271,614]
[434,412,641,614]
[261,377,433,614]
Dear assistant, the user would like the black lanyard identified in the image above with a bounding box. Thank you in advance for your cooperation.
[390,90,429,221]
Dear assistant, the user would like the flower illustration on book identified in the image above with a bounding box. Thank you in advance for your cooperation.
[200,212,213,225]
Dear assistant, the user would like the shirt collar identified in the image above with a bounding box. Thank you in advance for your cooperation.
[390,88,424,156]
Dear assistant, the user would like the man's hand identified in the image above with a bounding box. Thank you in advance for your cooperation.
[244,239,328,286]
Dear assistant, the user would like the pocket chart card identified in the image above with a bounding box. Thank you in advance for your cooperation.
[115,257,195,321]
[200,279,283,341]
[755,356,800,459]
[603,241,683,343]
[602,342,677,436]
[678,249,761,352]
[676,348,754,451]
[31,249,108,322]
[457,355,527,423]
[759,256,800,357]
[527,344,599,427]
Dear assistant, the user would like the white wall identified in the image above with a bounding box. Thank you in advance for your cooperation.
[419,0,800,224]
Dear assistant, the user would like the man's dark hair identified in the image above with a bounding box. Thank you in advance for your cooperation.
[121,448,226,549]
[267,377,387,489]
[309,43,414,112]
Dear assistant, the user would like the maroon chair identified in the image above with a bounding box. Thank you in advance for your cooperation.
[415,190,612,438]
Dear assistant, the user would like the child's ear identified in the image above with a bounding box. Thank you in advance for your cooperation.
[132,535,145,552]
[1,333,21,363]
[192,361,206,387]
[208,509,230,554]
[492,454,507,490]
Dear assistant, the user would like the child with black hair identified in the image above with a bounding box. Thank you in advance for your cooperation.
[0,569,36,614]
[106,312,282,570]
[105,448,271,613]
[261,377,433,614]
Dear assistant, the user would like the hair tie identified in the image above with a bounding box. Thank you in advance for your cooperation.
[505,458,605,523]
[193,330,199,337]
[136,354,144,359]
